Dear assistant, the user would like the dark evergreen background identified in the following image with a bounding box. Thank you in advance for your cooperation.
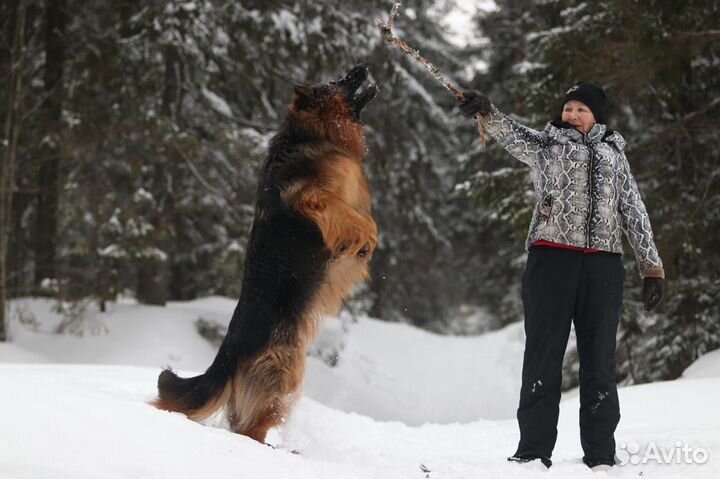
[1,0,718,385]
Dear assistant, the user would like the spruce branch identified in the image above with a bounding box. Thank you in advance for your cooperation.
[377,1,488,143]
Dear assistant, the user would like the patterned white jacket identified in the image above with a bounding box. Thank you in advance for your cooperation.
[483,106,664,278]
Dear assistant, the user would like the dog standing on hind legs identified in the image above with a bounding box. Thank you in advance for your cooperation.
[153,65,379,443]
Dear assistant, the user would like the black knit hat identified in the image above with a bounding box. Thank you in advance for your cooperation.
[561,82,607,124]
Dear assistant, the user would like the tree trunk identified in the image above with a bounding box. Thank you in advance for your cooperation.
[161,44,184,120]
[33,0,66,290]
[137,257,170,306]
[1,4,26,341]
[136,44,183,306]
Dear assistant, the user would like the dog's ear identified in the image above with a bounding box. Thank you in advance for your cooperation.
[293,85,313,99]
[292,85,314,111]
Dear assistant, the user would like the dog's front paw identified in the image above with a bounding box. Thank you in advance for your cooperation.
[357,244,371,259]
[356,220,377,261]
[333,216,376,261]
[352,216,377,261]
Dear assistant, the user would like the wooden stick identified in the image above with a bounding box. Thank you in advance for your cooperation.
[377,2,488,143]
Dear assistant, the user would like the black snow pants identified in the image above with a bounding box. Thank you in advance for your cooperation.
[514,245,625,465]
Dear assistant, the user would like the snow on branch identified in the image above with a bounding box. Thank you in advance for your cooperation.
[377,2,488,144]
[377,2,463,100]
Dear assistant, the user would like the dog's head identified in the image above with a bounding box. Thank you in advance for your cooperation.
[288,65,378,156]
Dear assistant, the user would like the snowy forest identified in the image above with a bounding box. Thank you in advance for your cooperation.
[1,0,718,387]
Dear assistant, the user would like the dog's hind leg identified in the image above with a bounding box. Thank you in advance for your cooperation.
[242,396,297,443]
[228,338,305,442]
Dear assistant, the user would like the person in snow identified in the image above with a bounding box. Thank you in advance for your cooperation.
[458,83,665,469]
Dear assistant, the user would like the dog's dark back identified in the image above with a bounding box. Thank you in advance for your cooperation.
[228,130,332,345]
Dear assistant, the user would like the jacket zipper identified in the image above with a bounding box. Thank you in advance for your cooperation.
[583,134,594,248]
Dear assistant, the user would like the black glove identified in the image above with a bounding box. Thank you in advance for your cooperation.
[459,90,491,118]
[642,277,664,311]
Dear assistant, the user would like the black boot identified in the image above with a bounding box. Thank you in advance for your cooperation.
[508,454,552,468]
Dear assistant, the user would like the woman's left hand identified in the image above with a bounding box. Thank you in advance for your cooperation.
[642,277,664,311]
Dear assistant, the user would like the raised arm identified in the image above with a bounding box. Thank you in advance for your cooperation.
[459,91,548,167]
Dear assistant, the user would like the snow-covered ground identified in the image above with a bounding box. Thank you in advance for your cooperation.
[1,297,718,478]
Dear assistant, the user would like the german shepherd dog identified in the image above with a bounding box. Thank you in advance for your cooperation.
[153,65,378,443]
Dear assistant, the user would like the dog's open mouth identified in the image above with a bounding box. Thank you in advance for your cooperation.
[339,65,378,120]
[352,84,378,117]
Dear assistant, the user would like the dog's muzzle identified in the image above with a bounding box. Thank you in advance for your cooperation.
[339,65,378,119]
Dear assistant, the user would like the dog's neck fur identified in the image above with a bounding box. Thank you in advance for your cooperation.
[287,97,367,159]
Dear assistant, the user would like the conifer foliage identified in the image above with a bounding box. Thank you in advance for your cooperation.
[1,0,479,331]
[1,0,717,380]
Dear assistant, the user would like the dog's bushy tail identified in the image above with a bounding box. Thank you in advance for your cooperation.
[153,345,233,421]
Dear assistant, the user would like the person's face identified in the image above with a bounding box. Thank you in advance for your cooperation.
[561,100,596,134]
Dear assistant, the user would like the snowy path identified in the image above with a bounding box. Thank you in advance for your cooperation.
[3,365,719,478]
